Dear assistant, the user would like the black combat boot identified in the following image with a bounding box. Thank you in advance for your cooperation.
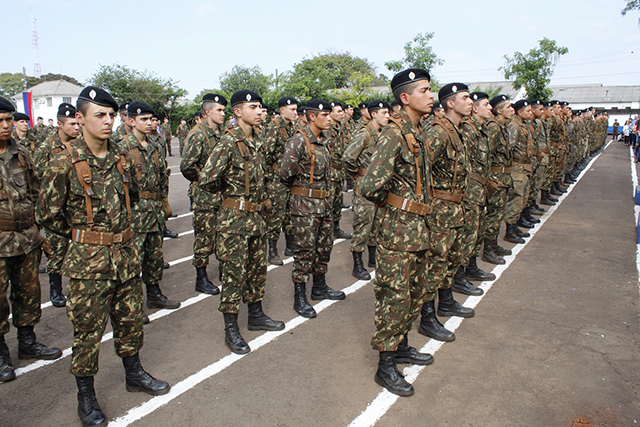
[333,221,352,239]
[163,227,178,238]
[223,313,250,354]
[517,213,535,229]
[513,224,530,238]
[247,301,285,331]
[122,354,171,395]
[465,257,496,281]
[0,336,15,382]
[352,252,371,281]
[531,200,545,214]
[418,300,455,342]
[394,335,433,366]
[374,351,414,397]
[540,190,556,206]
[481,239,506,265]
[163,262,170,269]
[76,376,106,426]
[311,274,346,300]
[523,207,541,224]
[452,266,484,296]
[564,173,576,184]
[504,224,525,244]
[367,246,376,268]
[17,326,62,360]
[195,266,220,295]
[284,233,295,257]
[49,273,66,307]
[146,285,180,309]
[267,239,283,265]
[293,282,316,318]
[554,181,568,193]
[491,238,512,256]
[437,287,475,318]
[550,183,563,196]
[142,312,150,324]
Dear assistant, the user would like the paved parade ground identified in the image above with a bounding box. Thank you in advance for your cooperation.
[1,138,639,427]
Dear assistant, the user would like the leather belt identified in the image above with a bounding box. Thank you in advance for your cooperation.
[469,172,488,186]
[513,162,533,172]
[222,198,263,212]
[270,164,281,172]
[432,189,465,203]
[72,227,131,246]
[540,148,550,154]
[331,160,343,170]
[490,166,511,174]
[0,217,35,232]
[386,192,432,216]
[139,191,162,200]
[354,168,367,178]
[291,186,330,199]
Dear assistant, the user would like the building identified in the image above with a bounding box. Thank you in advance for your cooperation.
[10,80,83,123]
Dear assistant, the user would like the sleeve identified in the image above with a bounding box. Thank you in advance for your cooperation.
[427,125,447,160]
[36,155,71,238]
[360,127,400,205]
[342,128,366,176]
[180,131,202,182]
[199,136,232,194]
[279,137,301,187]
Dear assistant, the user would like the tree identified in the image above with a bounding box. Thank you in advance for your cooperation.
[0,72,81,98]
[385,32,444,81]
[470,84,504,100]
[500,38,568,101]
[622,0,640,25]
[38,73,81,86]
[219,65,271,96]
[89,64,186,120]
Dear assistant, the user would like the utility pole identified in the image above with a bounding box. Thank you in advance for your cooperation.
[31,13,41,78]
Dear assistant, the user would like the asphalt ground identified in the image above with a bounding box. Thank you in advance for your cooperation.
[0,137,638,427]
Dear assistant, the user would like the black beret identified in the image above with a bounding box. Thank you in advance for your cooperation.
[128,101,155,117]
[560,101,569,107]
[358,102,368,110]
[202,93,228,106]
[330,101,342,110]
[260,102,268,110]
[271,111,278,116]
[278,97,297,108]
[13,112,30,122]
[513,99,531,112]
[151,110,160,120]
[297,106,306,115]
[470,92,489,102]
[305,99,332,112]
[344,104,353,109]
[438,83,469,103]
[549,100,560,106]
[194,111,202,118]
[490,95,510,109]
[432,102,442,110]
[390,68,431,92]
[119,102,130,112]
[0,97,16,113]
[544,101,552,107]
[530,99,543,106]
[78,86,118,111]
[57,103,77,118]
[367,100,390,112]
[390,101,399,108]
[230,90,262,107]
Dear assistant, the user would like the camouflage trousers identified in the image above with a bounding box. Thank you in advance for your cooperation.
[542,155,557,190]
[67,277,144,376]
[331,179,344,223]
[461,202,486,265]
[504,168,531,225]
[290,214,333,284]
[371,246,431,352]
[485,186,508,241]
[179,138,186,156]
[132,231,164,287]
[553,150,567,181]
[193,208,218,268]
[43,228,69,275]
[216,232,266,314]
[266,177,292,241]
[350,192,376,253]
[529,159,548,204]
[0,247,41,336]
[428,225,464,295]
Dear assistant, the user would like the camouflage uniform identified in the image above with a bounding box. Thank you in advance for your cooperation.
[505,117,534,225]
[360,110,431,351]
[37,134,143,376]
[200,126,268,314]
[176,122,190,156]
[34,123,49,146]
[0,138,43,337]
[110,123,130,147]
[279,124,333,284]
[149,130,167,159]
[530,117,549,201]
[181,120,222,269]
[160,122,172,156]
[12,129,38,156]
[328,122,346,224]
[484,117,512,241]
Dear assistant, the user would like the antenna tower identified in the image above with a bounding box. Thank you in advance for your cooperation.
[31,13,41,78]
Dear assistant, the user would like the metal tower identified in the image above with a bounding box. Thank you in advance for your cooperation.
[31,13,40,78]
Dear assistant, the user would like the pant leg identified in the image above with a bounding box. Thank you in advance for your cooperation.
[216,232,249,314]
[460,202,480,266]
[504,170,529,225]
[313,216,333,276]
[473,207,486,258]
[485,186,508,240]
[331,180,343,223]
[110,276,144,358]
[192,209,217,268]
[427,225,456,292]
[242,234,267,305]
[139,231,163,286]
[9,248,42,329]
[266,178,290,242]
[350,193,375,253]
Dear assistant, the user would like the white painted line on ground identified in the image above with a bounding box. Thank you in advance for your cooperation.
[167,212,193,221]
[163,229,194,241]
[347,142,612,427]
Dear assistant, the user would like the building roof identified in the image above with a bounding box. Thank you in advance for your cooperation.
[18,80,83,97]
[549,84,640,104]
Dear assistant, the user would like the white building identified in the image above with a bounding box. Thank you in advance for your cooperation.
[10,80,83,122]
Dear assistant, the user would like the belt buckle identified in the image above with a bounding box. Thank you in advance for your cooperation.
[308,189,313,197]
[239,200,245,211]
[401,198,408,210]
[113,233,122,243]
[501,167,505,173]
[15,220,22,231]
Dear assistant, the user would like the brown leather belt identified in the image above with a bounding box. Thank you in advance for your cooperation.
[386,192,432,216]
[291,186,330,199]
[139,191,162,200]
[490,166,511,174]
[72,227,132,246]
[270,164,281,172]
[0,217,35,232]
[222,198,263,212]
[356,168,367,177]
[469,172,488,186]
[540,148,550,154]
[432,189,465,203]
[331,160,343,170]
[513,162,533,173]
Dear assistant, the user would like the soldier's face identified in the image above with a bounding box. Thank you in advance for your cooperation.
[344,107,353,118]
[372,109,390,127]
[280,105,297,123]
[151,118,159,131]
[15,120,29,133]
[532,105,544,119]
[473,99,492,120]
[37,118,43,125]
[78,103,115,141]
[449,92,472,117]
[433,108,444,118]
[518,106,533,120]
[405,80,433,115]
[207,104,226,126]
[131,114,153,134]
[312,111,331,130]
[360,109,371,120]
[235,102,262,127]
[59,117,80,139]
[0,113,13,141]
[48,119,53,126]
[330,107,344,122]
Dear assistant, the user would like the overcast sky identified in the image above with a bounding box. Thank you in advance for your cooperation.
[5,0,640,98]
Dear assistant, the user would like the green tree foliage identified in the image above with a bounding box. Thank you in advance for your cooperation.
[89,64,186,120]
[219,65,271,96]
[470,84,504,100]
[0,72,80,98]
[385,32,444,81]
[500,38,568,101]
[622,0,640,25]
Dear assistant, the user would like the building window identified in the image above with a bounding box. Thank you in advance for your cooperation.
[46,97,52,107]
[33,99,39,109]
[63,97,71,104]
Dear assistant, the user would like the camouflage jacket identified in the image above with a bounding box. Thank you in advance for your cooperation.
[459,116,490,207]
[34,123,49,145]
[485,117,512,188]
[181,120,222,210]
[507,117,534,164]
[342,120,379,196]
[36,134,141,281]
[0,138,41,257]
[279,124,332,217]
[122,132,168,232]
[427,116,469,228]
[547,115,566,156]
[328,122,347,182]
[200,125,267,236]
[111,123,130,147]
[160,122,172,139]
[360,110,430,252]
[12,129,38,155]
[263,117,297,179]
[354,117,369,133]
[33,130,73,179]
[176,123,190,141]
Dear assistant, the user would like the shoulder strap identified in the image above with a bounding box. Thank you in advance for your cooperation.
[235,140,251,197]
[300,131,316,186]
[279,125,289,141]
[63,140,95,228]
[389,116,423,198]
[435,118,462,195]
[116,155,131,221]
[126,138,143,182]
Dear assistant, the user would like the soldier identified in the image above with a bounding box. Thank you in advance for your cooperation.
[33,103,81,308]
[264,97,298,265]
[47,118,54,129]
[0,96,62,384]
[360,69,434,397]
[280,99,346,319]
[123,102,180,312]
[529,100,553,208]
[177,119,190,157]
[181,93,227,295]
[111,102,132,146]
[431,101,445,119]
[149,114,178,240]
[328,102,351,239]
[389,101,401,118]
[160,117,173,156]
[194,111,203,125]
[37,87,171,425]
[343,100,390,281]
[355,102,370,131]
[343,103,355,134]
[12,112,37,155]
[200,90,284,355]
[34,116,49,145]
